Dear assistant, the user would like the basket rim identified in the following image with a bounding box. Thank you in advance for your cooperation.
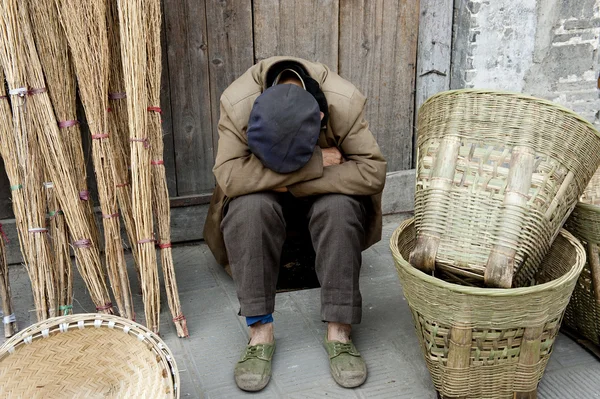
[421,89,600,138]
[0,313,179,398]
[390,218,585,296]
[577,200,600,213]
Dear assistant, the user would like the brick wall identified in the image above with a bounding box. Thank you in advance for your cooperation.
[451,0,600,127]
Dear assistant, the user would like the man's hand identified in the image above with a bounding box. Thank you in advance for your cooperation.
[322,147,344,167]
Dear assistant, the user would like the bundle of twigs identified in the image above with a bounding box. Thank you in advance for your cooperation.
[0,72,19,337]
[56,0,133,318]
[0,69,28,271]
[1,0,113,314]
[28,0,100,251]
[118,0,161,333]
[106,0,141,294]
[0,2,58,321]
[28,0,91,316]
[42,178,72,315]
[146,0,188,338]
[0,223,17,337]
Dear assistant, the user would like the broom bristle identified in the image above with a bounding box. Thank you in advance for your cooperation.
[2,0,113,315]
[107,0,142,317]
[146,0,188,338]
[0,78,18,335]
[28,0,89,316]
[28,0,100,254]
[0,0,57,321]
[56,0,134,317]
[42,178,72,315]
[119,0,161,333]
[0,65,28,334]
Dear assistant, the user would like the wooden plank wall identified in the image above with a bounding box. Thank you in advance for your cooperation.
[415,0,453,110]
[253,0,340,70]
[339,0,419,172]
[415,0,453,163]
[163,0,214,196]
[0,0,420,219]
[205,0,255,160]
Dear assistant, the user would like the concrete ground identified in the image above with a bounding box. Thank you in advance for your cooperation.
[2,213,600,398]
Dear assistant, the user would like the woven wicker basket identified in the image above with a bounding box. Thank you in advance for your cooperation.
[410,89,600,288]
[563,169,600,350]
[392,218,585,399]
[0,314,179,398]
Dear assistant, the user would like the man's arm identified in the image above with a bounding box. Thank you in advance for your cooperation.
[213,95,324,198]
[287,90,387,197]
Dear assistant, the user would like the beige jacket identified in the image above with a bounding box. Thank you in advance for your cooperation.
[204,56,387,269]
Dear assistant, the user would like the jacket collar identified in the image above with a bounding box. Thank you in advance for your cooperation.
[251,56,329,91]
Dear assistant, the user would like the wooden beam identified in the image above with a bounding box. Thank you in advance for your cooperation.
[169,194,212,208]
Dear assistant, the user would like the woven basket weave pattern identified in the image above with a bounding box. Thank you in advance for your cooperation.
[581,169,600,206]
[0,314,179,398]
[415,90,600,286]
[392,219,584,399]
[564,178,600,345]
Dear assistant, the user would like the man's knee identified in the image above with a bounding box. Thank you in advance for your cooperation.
[224,192,285,227]
[311,194,364,220]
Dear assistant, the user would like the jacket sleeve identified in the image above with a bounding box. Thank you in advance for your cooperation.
[213,94,324,198]
[287,90,387,197]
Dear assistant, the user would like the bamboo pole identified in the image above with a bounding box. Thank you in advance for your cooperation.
[0,2,58,321]
[119,0,161,333]
[410,136,461,273]
[146,0,188,337]
[56,0,131,317]
[446,324,472,399]
[514,326,543,398]
[1,0,113,314]
[485,146,535,288]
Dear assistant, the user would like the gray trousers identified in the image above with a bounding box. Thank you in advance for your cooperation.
[221,192,366,324]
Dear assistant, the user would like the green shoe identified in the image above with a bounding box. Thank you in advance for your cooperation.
[234,342,276,392]
[324,336,367,388]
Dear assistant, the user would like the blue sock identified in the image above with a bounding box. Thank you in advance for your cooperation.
[246,313,274,326]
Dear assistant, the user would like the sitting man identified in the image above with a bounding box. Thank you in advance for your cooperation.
[204,56,387,391]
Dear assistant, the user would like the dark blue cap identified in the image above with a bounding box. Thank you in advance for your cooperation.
[247,84,321,174]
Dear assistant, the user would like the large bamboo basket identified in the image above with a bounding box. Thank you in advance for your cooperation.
[392,218,584,399]
[0,314,179,398]
[410,89,600,288]
[563,169,600,351]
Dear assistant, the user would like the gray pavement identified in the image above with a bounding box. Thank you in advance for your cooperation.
[2,213,600,398]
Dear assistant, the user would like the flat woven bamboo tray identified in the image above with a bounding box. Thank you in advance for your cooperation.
[410,89,600,288]
[392,218,585,399]
[0,314,179,398]
[563,169,600,353]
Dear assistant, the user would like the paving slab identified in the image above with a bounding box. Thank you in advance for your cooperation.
[2,213,599,398]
